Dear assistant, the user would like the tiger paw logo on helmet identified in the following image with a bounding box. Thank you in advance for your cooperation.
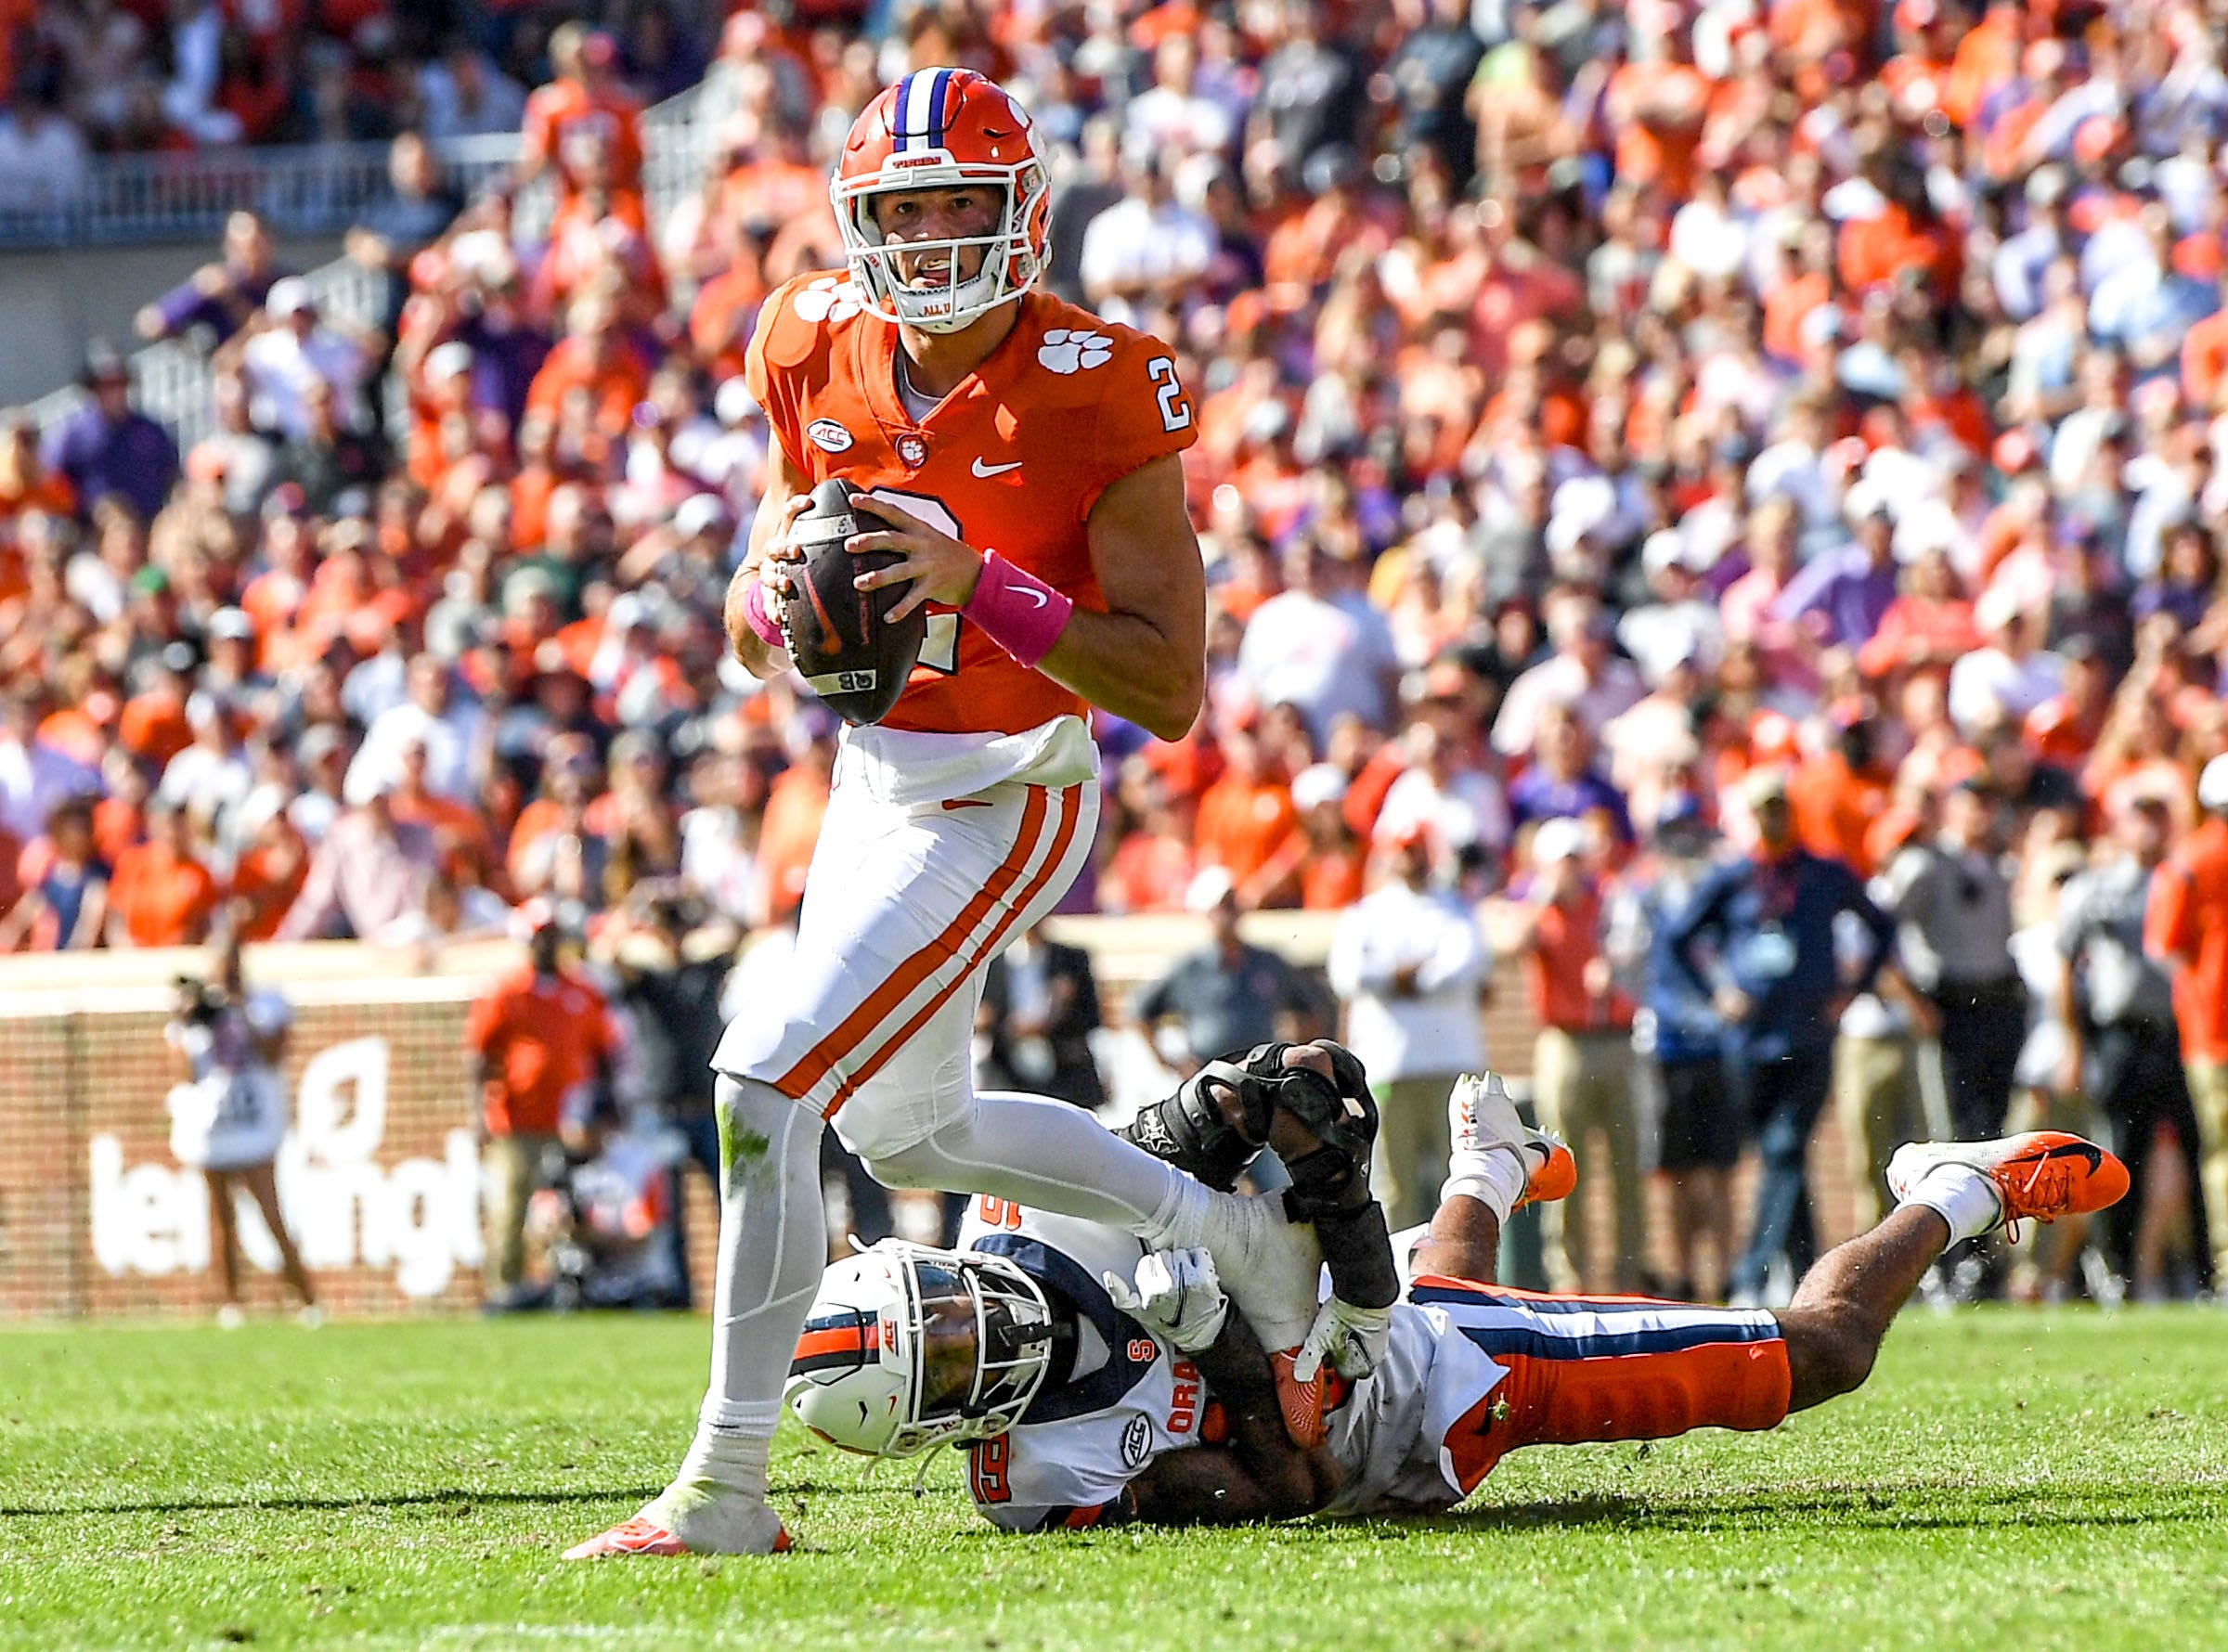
[1038,328,1113,375]
[793,277,864,326]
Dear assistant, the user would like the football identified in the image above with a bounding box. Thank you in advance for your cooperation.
[780,478,926,726]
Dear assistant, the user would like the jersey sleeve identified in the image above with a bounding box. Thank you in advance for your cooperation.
[1081,333,1198,518]
[742,277,811,466]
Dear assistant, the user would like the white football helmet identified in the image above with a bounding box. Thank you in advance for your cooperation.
[785,1241,1056,1458]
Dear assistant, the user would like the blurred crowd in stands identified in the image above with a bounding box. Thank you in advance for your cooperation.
[8,0,2228,1308]
[0,0,726,210]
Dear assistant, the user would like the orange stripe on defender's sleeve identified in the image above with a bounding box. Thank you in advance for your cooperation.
[773,784,1053,1103]
[823,784,1082,1119]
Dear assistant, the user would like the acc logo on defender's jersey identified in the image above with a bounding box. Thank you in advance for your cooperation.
[1037,328,1113,374]
[792,276,863,326]
[807,419,855,454]
[1120,1414,1152,1468]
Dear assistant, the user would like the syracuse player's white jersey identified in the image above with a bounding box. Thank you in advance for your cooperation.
[955,1196,1216,1531]
[953,1206,1514,1526]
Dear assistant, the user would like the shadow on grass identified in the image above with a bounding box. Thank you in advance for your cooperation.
[0,1486,665,1519]
[2,1472,897,1520]
[1389,1481,2228,1537]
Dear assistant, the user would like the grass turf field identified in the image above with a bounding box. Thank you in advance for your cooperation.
[3,1310,2224,1651]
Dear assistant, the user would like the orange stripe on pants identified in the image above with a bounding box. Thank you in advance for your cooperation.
[771,785,1053,1103]
[823,784,1082,1118]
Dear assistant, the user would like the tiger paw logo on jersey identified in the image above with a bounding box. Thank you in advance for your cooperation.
[895,432,928,468]
[1037,329,1113,374]
[792,276,864,327]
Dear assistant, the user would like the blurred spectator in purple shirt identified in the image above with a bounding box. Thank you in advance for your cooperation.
[1509,699,1635,844]
[40,345,179,524]
[1774,495,1901,651]
[134,212,288,347]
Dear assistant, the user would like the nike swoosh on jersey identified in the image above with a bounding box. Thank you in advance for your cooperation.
[972,458,1024,477]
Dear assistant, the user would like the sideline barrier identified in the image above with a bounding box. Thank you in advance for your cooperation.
[0,912,1860,1320]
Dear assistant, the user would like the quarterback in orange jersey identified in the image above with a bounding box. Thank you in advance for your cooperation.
[568,69,1380,1561]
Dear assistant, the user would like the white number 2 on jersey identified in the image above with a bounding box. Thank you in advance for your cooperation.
[858,486,964,677]
[1147,357,1192,433]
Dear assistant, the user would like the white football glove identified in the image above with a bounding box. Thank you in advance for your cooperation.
[1104,1246,1230,1354]
[1291,1295,1392,1383]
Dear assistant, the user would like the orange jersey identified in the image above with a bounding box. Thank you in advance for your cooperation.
[521,80,643,198]
[464,965,618,1137]
[745,273,1198,737]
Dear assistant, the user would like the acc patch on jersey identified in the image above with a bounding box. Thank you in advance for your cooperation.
[780,479,926,726]
[807,418,855,454]
[1120,1413,1151,1468]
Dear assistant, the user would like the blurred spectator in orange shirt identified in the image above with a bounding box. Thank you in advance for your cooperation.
[1250,760,1365,911]
[2145,755,2228,1287]
[525,294,654,459]
[1791,716,1894,877]
[519,23,643,205]
[465,903,620,1307]
[755,720,835,928]
[1193,724,1295,908]
[106,797,219,947]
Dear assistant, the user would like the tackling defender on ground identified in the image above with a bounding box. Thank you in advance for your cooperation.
[787,1052,2129,1529]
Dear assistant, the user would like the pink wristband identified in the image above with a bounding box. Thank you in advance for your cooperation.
[742,574,785,648]
[964,551,1074,668]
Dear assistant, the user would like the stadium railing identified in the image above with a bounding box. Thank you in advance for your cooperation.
[21,82,714,447]
[0,132,525,252]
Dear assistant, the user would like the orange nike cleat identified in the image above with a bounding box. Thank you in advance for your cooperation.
[1513,1130,1577,1214]
[1886,1131,2130,1240]
[1269,1348,1350,1451]
[561,1514,792,1560]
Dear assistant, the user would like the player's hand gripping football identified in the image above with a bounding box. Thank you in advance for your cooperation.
[1104,1247,1229,1355]
[843,493,986,622]
[736,493,816,662]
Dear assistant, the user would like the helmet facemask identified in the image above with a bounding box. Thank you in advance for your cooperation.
[834,161,1049,334]
[786,1241,1056,1459]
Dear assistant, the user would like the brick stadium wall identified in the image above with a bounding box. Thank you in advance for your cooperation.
[0,925,1868,1321]
[2,990,490,1318]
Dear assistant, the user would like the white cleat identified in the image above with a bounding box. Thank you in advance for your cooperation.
[1450,1073,1575,1210]
[1449,1072,1525,1158]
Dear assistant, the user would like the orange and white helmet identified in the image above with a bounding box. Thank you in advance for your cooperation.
[832,68,1051,333]
[784,1241,1055,1458]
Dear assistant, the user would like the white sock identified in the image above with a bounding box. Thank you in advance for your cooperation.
[674,1399,780,1503]
[1898,1166,2001,1245]
[1441,1144,1531,1227]
[1140,1173,1215,1251]
[677,1077,827,1515]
